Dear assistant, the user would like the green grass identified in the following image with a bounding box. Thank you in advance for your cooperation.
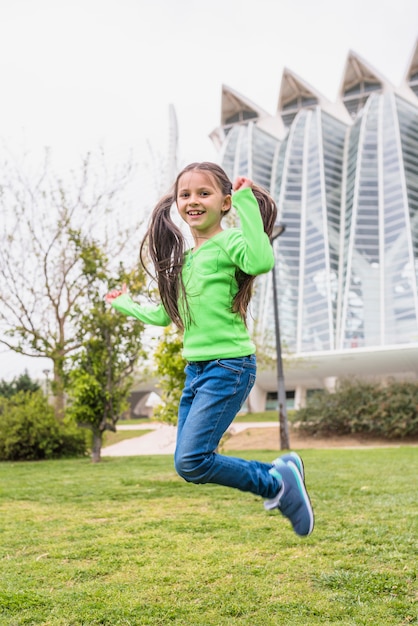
[0,448,417,625]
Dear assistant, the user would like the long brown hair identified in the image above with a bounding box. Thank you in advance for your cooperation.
[140,162,277,330]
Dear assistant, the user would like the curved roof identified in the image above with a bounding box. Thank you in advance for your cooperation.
[339,49,391,94]
[220,84,269,127]
[209,84,285,147]
[338,50,392,116]
[278,67,351,125]
[278,68,323,109]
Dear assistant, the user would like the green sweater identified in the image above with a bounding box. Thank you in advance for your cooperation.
[112,187,274,361]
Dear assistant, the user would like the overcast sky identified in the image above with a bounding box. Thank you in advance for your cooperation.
[1,0,417,379]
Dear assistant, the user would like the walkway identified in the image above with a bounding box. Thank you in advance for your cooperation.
[102,422,275,457]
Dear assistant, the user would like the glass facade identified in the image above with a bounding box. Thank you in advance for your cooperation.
[215,46,418,360]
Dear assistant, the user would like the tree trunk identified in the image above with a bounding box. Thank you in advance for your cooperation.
[52,363,66,421]
[91,430,102,463]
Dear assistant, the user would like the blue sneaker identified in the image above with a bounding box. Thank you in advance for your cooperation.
[273,452,304,481]
[264,459,314,536]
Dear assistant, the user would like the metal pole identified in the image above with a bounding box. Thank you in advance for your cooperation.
[42,369,50,398]
[271,226,290,450]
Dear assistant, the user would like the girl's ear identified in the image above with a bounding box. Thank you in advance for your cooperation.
[222,195,232,212]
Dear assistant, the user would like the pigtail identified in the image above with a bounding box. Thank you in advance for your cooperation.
[232,184,278,322]
[140,192,189,331]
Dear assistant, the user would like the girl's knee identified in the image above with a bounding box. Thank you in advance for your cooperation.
[174,452,210,484]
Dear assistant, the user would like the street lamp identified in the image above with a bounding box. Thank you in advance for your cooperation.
[271,223,290,450]
[42,369,50,397]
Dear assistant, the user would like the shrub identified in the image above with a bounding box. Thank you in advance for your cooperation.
[0,391,86,461]
[0,370,40,398]
[296,379,418,439]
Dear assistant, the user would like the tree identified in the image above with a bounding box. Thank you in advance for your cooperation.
[152,327,186,425]
[0,370,40,398]
[67,251,147,462]
[0,148,139,419]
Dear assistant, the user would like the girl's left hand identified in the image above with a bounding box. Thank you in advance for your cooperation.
[233,176,253,191]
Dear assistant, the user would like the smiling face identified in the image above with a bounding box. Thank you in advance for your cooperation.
[176,170,232,243]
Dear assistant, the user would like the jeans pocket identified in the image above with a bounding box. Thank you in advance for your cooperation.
[216,358,244,374]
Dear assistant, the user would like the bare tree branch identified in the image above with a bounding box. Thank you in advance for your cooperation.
[0,147,144,416]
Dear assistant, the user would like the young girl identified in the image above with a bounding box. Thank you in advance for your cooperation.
[106,162,314,536]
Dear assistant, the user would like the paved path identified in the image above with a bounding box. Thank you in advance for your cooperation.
[102,422,276,457]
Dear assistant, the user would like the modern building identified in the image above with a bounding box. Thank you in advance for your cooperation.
[210,41,418,410]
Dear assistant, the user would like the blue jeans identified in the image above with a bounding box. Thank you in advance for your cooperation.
[174,355,280,500]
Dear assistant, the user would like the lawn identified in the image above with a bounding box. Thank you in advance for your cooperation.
[0,448,417,625]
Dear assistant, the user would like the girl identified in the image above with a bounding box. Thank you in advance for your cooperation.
[106,162,314,536]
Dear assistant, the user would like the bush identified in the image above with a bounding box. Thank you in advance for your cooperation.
[0,391,87,461]
[0,370,40,398]
[296,379,418,439]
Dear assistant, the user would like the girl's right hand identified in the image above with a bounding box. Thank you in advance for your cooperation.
[105,283,127,303]
[233,176,253,191]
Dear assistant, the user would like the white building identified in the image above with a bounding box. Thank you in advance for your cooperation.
[210,42,418,410]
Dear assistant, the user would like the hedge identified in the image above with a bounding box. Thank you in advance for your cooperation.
[295,379,418,439]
